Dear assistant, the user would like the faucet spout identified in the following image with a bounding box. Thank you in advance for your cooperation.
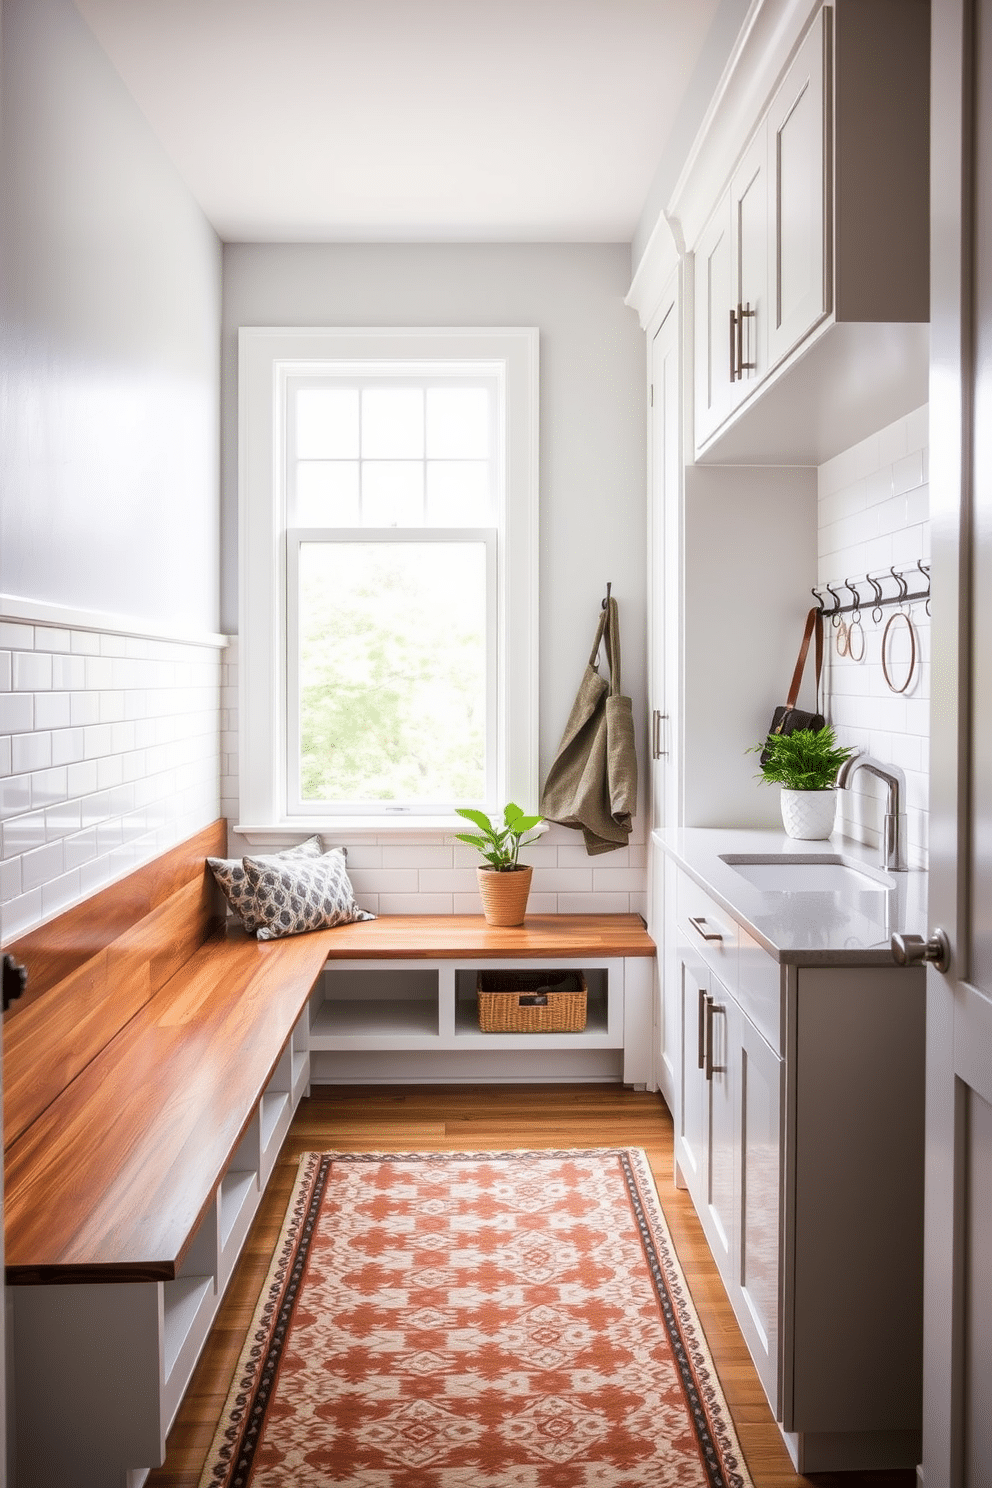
[837,752,909,871]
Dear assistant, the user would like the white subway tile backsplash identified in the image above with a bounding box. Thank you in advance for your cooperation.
[12,651,52,692]
[0,693,34,734]
[12,733,52,775]
[819,405,930,867]
[1,625,223,943]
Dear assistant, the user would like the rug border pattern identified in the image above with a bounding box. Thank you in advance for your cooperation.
[198,1148,754,1488]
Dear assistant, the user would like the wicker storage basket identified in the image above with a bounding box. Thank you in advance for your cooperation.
[476,970,587,1034]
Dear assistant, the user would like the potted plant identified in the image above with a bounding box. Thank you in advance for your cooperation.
[455,802,543,926]
[751,725,856,840]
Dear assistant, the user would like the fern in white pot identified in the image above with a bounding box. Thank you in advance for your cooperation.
[751,726,856,841]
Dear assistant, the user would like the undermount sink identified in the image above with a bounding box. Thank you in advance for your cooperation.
[719,854,895,894]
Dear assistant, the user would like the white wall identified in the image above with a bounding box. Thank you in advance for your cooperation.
[818,405,930,867]
[222,244,650,914]
[0,0,222,635]
[0,0,224,945]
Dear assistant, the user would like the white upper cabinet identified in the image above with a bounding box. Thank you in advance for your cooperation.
[684,0,929,464]
[767,10,826,365]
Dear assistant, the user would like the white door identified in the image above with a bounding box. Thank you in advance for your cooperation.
[922,1,992,1481]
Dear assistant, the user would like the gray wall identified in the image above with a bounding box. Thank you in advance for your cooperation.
[0,0,222,634]
[222,243,647,781]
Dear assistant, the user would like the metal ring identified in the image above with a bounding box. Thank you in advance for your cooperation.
[881,609,917,693]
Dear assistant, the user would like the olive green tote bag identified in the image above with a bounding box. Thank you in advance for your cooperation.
[540,596,637,855]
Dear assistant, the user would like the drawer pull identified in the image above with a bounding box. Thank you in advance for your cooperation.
[689,915,723,943]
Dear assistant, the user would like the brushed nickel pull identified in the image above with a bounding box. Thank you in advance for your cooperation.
[705,996,715,1081]
[689,915,723,943]
[652,710,669,760]
[738,301,756,374]
[729,307,739,381]
[697,985,707,1071]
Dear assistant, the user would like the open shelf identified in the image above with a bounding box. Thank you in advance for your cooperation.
[163,1275,214,1383]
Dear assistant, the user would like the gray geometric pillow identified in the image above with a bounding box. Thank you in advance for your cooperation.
[242,849,375,940]
[207,836,323,933]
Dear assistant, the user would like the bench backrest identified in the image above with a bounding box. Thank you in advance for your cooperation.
[3,820,227,1149]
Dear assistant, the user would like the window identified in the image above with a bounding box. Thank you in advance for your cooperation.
[238,328,538,836]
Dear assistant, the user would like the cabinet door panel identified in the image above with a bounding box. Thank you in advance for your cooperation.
[737,1013,783,1413]
[694,197,734,447]
[768,9,827,365]
[732,126,769,403]
[675,942,708,1203]
[703,977,737,1271]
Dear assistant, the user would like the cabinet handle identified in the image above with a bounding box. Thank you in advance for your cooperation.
[697,986,708,1071]
[688,915,723,943]
[729,307,739,381]
[705,996,715,1081]
[738,301,756,375]
[652,709,669,760]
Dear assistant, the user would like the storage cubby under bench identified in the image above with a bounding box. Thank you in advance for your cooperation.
[1,825,655,1488]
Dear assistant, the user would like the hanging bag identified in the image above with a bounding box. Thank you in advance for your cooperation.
[540,596,637,855]
[760,606,825,764]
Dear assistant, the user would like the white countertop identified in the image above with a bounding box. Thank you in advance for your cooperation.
[656,827,929,966]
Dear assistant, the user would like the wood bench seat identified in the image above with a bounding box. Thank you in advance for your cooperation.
[1,825,654,1486]
[5,904,653,1285]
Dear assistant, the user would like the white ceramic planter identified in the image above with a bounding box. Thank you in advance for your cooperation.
[780,787,837,841]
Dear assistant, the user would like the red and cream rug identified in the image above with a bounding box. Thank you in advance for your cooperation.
[200,1149,753,1488]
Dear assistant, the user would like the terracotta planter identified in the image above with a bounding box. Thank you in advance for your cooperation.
[476,865,533,927]
[780,787,837,841]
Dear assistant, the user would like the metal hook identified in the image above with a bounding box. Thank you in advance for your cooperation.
[891,565,909,609]
[845,577,862,619]
[601,581,612,612]
[867,572,884,624]
[822,582,844,623]
[917,558,932,615]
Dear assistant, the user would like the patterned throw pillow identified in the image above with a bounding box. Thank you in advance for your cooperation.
[207,836,323,933]
[243,849,375,940]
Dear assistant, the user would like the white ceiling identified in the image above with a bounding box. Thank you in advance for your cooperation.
[72,0,725,243]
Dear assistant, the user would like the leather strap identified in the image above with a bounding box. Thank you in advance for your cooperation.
[785,607,823,712]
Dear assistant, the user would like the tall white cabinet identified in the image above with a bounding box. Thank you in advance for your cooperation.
[628,0,933,1474]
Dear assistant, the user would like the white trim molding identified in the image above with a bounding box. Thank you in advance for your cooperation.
[0,593,228,649]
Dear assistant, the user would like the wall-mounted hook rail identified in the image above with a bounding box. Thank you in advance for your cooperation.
[812,563,930,619]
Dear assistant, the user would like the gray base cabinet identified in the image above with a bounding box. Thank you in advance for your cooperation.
[668,863,925,1472]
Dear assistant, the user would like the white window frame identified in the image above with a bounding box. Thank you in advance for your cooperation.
[237,327,539,839]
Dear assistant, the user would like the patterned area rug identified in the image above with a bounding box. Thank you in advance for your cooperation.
[199,1149,753,1487]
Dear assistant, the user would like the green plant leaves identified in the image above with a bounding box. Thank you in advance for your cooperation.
[455,803,543,869]
[751,725,856,791]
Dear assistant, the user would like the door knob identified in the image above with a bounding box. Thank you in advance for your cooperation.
[891,929,950,973]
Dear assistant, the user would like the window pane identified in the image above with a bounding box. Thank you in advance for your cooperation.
[426,387,490,458]
[362,388,424,458]
[294,462,360,525]
[426,461,492,524]
[362,462,424,525]
[298,541,487,804]
[296,389,359,458]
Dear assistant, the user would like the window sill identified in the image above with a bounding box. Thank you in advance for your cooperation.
[233,818,550,845]
[235,817,474,844]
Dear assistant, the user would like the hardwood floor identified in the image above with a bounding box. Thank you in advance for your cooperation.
[146,1085,916,1488]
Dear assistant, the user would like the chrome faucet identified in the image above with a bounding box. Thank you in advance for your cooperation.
[836,752,909,872]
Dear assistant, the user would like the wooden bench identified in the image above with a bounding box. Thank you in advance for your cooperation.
[2,824,655,1487]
